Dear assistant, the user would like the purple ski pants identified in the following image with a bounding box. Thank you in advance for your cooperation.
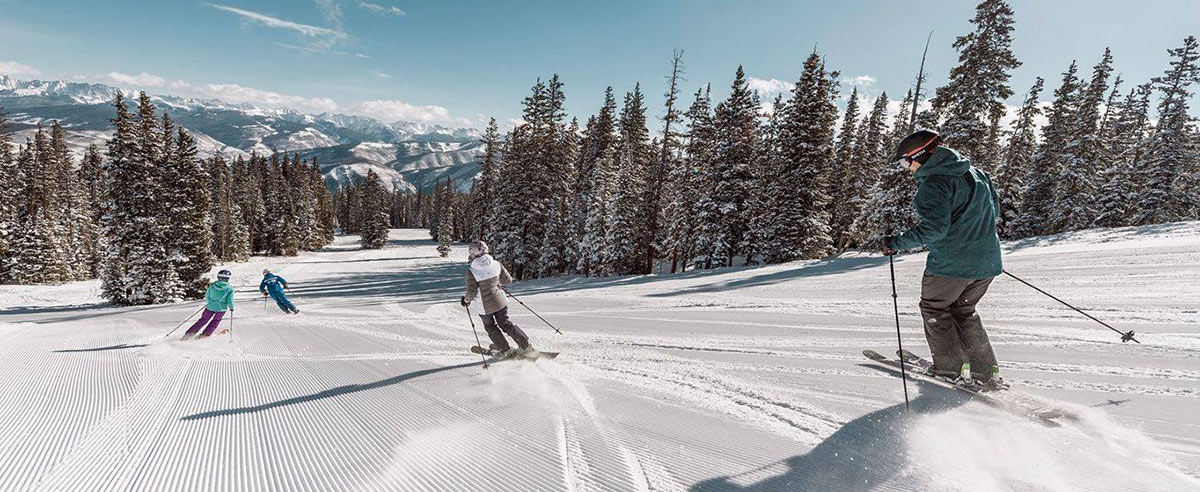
[184,309,226,337]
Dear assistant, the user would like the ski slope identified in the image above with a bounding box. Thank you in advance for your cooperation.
[1,224,1199,491]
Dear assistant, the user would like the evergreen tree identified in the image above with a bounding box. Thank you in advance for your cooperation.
[9,137,68,284]
[474,118,501,240]
[162,123,213,297]
[436,179,454,257]
[0,109,20,281]
[1053,48,1114,231]
[359,169,390,249]
[663,86,712,272]
[995,77,1044,238]
[574,88,619,275]
[100,93,177,304]
[857,90,920,246]
[708,66,759,265]
[842,92,890,249]
[605,84,653,274]
[1016,62,1082,238]
[1136,36,1200,224]
[828,86,862,247]
[1094,83,1154,228]
[931,0,1021,171]
[767,54,835,262]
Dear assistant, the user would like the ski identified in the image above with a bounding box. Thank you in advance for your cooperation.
[895,349,1077,422]
[863,349,1065,427]
[470,345,559,361]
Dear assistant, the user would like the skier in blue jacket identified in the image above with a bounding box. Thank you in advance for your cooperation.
[260,268,299,314]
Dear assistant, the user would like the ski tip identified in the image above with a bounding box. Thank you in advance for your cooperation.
[863,349,886,360]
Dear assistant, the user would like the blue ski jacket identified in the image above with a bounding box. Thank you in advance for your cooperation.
[260,273,289,296]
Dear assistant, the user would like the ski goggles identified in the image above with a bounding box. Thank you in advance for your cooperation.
[894,135,939,168]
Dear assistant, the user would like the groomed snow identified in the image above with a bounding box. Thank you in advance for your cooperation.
[1,223,1199,491]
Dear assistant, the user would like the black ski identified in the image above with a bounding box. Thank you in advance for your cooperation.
[863,349,1066,427]
[470,345,559,361]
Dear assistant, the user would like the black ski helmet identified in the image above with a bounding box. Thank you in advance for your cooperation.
[893,129,941,164]
[217,269,232,280]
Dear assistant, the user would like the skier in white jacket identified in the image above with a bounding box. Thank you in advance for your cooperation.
[460,240,534,357]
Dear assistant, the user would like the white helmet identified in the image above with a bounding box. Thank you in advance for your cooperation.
[468,240,489,259]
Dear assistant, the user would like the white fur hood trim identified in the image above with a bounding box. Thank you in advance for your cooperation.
[469,254,502,282]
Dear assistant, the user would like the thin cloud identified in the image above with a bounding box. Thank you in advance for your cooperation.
[350,99,459,124]
[197,83,340,113]
[373,71,393,79]
[0,60,42,77]
[313,0,344,29]
[207,3,347,41]
[356,1,406,16]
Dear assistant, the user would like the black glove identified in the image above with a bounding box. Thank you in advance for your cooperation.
[460,296,469,307]
[881,235,897,256]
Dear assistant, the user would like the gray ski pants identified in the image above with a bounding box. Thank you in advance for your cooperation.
[919,272,998,378]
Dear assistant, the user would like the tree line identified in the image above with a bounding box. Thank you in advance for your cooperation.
[377,0,1198,280]
[0,92,337,304]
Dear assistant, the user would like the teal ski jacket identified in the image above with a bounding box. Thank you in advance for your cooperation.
[205,280,236,312]
[888,147,1003,279]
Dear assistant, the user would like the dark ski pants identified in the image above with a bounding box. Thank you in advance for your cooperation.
[919,272,998,379]
[270,292,297,313]
[479,307,529,351]
[185,309,226,337]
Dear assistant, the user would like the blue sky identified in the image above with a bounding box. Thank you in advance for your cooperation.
[1,0,1196,128]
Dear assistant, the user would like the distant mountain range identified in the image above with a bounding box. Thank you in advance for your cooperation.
[0,75,482,193]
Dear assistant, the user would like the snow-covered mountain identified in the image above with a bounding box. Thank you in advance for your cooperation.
[0,74,482,193]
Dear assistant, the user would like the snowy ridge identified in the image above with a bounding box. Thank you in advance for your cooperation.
[1,224,1199,490]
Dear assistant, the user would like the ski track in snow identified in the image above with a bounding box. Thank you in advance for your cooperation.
[2,224,1200,490]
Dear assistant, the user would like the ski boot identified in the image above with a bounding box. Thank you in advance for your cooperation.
[978,366,1010,392]
[953,362,979,389]
[180,333,196,341]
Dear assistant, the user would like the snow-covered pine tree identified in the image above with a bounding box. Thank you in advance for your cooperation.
[9,138,68,284]
[641,50,686,275]
[99,93,176,304]
[162,123,212,298]
[474,118,501,240]
[605,84,653,275]
[746,94,785,264]
[1136,36,1200,224]
[1094,83,1153,228]
[261,153,299,256]
[662,86,713,272]
[0,109,19,282]
[767,53,835,262]
[310,159,335,247]
[930,0,1021,172]
[573,88,619,276]
[708,66,759,266]
[1053,48,1114,232]
[841,92,890,249]
[994,77,1044,238]
[359,169,390,249]
[828,86,862,247]
[1016,62,1081,238]
[856,90,919,246]
[436,179,453,257]
[47,122,85,281]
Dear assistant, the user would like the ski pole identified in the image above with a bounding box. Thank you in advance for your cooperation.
[229,309,234,344]
[164,305,207,338]
[1002,270,1139,343]
[465,305,489,369]
[889,254,911,410]
[503,288,564,335]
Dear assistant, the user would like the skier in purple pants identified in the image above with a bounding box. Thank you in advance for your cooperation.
[182,269,235,340]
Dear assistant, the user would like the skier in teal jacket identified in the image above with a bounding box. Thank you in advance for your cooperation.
[183,269,235,339]
[884,129,1005,389]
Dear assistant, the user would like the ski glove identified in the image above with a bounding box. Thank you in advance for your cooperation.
[460,296,469,307]
[881,235,897,256]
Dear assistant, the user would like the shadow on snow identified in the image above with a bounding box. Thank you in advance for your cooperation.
[690,365,970,492]
[178,359,486,421]
[52,343,148,353]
